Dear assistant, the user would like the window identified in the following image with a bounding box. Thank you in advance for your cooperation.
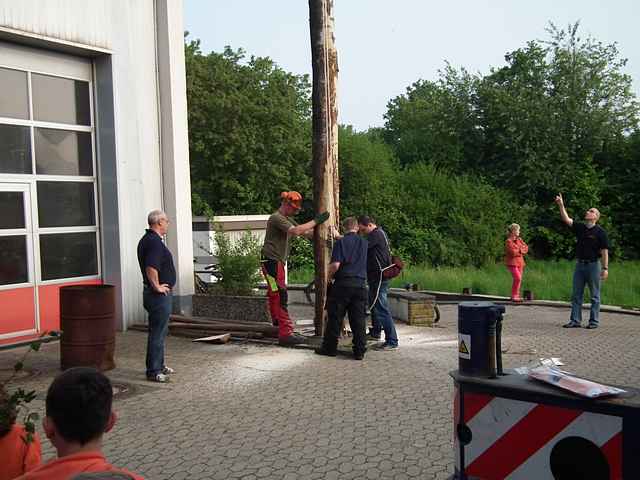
[0,235,28,285]
[32,73,91,126]
[35,128,93,176]
[39,232,98,281]
[0,124,31,174]
[37,181,95,228]
[0,191,25,229]
[0,62,99,283]
[0,67,29,120]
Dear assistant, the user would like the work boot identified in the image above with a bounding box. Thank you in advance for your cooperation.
[314,347,337,357]
[278,334,307,347]
[353,352,365,360]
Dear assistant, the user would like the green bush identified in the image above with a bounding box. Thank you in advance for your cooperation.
[288,236,314,271]
[397,163,531,267]
[212,228,262,296]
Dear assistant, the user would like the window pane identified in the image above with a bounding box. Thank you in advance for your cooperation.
[0,67,29,119]
[32,74,90,126]
[0,235,28,285]
[37,182,95,227]
[35,128,93,175]
[40,232,97,280]
[0,124,32,174]
[0,192,25,229]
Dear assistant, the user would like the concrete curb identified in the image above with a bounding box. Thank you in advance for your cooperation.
[398,289,640,317]
[267,283,640,317]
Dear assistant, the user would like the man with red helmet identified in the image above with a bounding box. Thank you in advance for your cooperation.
[261,191,329,346]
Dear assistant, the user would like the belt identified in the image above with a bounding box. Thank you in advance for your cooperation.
[577,259,598,264]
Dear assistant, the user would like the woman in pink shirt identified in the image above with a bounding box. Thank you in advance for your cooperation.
[504,223,529,302]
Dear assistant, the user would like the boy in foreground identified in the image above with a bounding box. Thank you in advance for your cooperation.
[17,367,144,480]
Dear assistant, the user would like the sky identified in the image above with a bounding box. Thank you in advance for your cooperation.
[183,0,640,132]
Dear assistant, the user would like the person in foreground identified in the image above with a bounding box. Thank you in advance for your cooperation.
[137,209,176,383]
[555,193,609,329]
[0,387,42,480]
[504,223,529,302]
[71,474,135,480]
[357,215,398,350]
[261,191,329,346]
[315,217,369,360]
[16,367,144,480]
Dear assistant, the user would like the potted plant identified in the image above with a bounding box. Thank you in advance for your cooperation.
[0,332,59,444]
[192,227,270,323]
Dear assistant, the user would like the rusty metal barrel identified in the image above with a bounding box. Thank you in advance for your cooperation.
[60,284,116,371]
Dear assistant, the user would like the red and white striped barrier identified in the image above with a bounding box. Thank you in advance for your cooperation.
[451,372,640,480]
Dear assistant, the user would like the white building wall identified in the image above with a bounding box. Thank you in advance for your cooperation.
[108,0,164,325]
[0,0,112,49]
[0,0,193,327]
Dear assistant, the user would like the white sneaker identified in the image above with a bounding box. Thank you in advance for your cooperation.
[148,373,168,383]
[162,366,175,375]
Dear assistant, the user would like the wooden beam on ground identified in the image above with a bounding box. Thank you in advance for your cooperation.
[191,333,231,344]
[170,314,271,326]
[169,322,278,337]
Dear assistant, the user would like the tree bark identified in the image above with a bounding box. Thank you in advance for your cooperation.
[309,0,339,336]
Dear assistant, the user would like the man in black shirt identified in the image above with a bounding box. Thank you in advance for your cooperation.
[358,215,399,350]
[555,194,610,329]
[316,217,368,360]
[137,210,176,382]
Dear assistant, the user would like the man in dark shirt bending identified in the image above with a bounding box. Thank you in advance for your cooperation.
[555,194,610,329]
[137,210,176,382]
[358,215,399,350]
[316,217,369,360]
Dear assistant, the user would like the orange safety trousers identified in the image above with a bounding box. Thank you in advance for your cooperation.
[261,259,294,338]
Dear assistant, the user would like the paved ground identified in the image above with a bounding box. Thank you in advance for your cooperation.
[2,303,639,480]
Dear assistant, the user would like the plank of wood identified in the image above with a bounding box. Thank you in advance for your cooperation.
[169,322,278,336]
[192,333,231,344]
[170,328,264,339]
[170,314,271,326]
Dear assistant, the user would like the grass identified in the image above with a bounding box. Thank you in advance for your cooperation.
[288,260,640,308]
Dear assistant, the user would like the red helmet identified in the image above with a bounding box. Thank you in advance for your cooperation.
[281,191,302,209]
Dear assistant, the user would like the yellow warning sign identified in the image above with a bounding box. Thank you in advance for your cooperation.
[458,333,471,359]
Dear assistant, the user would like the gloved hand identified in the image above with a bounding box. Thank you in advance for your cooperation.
[314,211,330,225]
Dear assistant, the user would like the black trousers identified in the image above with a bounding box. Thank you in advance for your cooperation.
[322,284,367,356]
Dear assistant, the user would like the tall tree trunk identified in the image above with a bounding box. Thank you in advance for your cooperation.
[309,0,339,336]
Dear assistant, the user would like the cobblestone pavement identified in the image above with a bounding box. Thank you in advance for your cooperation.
[2,303,639,479]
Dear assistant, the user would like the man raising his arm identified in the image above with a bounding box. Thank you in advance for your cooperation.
[555,194,609,329]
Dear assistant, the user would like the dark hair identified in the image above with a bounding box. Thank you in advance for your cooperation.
[357,215,374,226]
[46,367,113,445]
[0,386,17,437]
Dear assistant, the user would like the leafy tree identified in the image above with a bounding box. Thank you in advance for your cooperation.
[479,23,638,256]
[185,38,313,215]
[384,64,482,171]
[397,164,530,267]
[600,132,640,259]
[338,126,404,234]
[381,22,639,258]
